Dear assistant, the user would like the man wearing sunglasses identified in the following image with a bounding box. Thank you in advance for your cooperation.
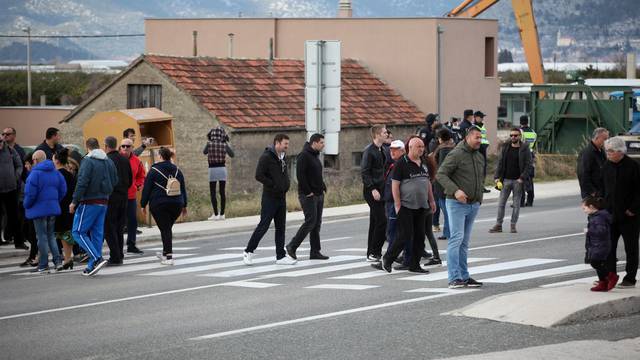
[120,138,146,255]
[489,128,532,234]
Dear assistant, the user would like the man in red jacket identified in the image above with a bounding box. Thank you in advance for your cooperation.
[120,138,146,255]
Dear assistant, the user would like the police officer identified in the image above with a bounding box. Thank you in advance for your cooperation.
[519,115,537,207]
[474,111,491,193]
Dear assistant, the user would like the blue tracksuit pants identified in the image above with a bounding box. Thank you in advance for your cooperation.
[72,203,107,268]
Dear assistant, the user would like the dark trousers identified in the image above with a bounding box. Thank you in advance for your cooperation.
[288,194,324,252]
[0,190,24,247]
[104,194,127,263]
[521,177,535,206]
[245,193,287,259]
[433,198,441,227]
[126,199,138,249]
[364,188,386,257]
[150,202,182,258]
[425,211,440,259]
[591,260,608,281]
[209,181,226,216]
[385,207,426,270]
[606,219,640,283]
[479,144,489,181]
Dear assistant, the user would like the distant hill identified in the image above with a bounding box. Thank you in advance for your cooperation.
[0,0,637,62]
[0,41,95,64]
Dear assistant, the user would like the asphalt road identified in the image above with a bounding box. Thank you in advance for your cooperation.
[1,195,639,360]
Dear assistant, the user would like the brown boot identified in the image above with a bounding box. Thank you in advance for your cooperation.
[489,224,502,233]
[510,224,517,233]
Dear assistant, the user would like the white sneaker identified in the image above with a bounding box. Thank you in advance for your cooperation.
[243,251,254,265]
[275,255,297,265]
[160,258,174,265]
[155,252,165,260]
[218,214,225,220]
[208,213,217,221]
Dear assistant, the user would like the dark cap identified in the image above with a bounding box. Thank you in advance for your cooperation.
[474,111,485,118]
[463,109,474,117]
[519,115,529,125]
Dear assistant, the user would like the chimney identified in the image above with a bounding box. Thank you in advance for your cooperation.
[40,95,46,106]
[338,0,352,18]
[192,30,198,56]
[228,33,235,58]
[627,52,637,79]
[268,37,274,74]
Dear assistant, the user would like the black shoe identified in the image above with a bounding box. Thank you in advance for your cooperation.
[286,244,297,260]
[394,255,404,264]
[57,260,74,271]
[448,280,467,289]
[422,250,433,259]
[107,260,123,266]
[423,258,442,267]
[393,263,410,271]
[466,277,483,288]
[437,236,448,240]
[126,247,144,255]
[372,258,392,273]
[31,267,48,274]
[136,229,143,235]
[14,243,29,250]
[482,188,491,193]
[408,267,429,274]
[366,254,381,262]
[0,240,11,246]
[89,258,108,276]
[618,279,636,288]
[19,258,36,267]
[309,251,329,260]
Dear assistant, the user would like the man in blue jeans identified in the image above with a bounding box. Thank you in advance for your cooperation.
[243,134,296,265]
[69,138,118,276]
[436,126,485,289]
[383,140,406,255]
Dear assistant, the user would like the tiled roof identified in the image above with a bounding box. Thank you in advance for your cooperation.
[145,55,425,129]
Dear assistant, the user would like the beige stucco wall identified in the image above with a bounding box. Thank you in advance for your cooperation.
[145,17,499,150]
[0,107,72,146]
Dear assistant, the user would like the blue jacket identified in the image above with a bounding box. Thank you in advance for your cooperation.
[23,160,67,219]
[72,149,118,204]
[585,209,612,261]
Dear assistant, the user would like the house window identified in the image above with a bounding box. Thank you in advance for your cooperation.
[352,152,363,168]
[484,37,496,77]
[127,84,162,109]
[324,154,340,170]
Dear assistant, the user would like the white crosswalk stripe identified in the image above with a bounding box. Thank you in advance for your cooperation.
[200,255,363,278]
[143,255,310,276]
[479,263,591,283]
[398,258,564,282]
[100,254,239,275]
[305,284,379,290]
[330,258,495,280]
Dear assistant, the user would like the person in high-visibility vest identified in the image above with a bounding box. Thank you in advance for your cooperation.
[474,111,491,193]
[519,115,537,207]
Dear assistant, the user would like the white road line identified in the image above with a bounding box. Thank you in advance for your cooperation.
[99,254,239,275]
[142,255,309,276]
[468,233,583,251]
[321,236,353,243]
[222,281,281,288]
[261,261,372,278]
[10,254,196,276]
[330,258,495,280]
[335,248,368,252]
[200,255,363,278]
[189,288,477,341]
[219,247,310,251]
[144,247,199,251]
[305,284,379,290]
[399,258,564,282]
[480,263,592,283]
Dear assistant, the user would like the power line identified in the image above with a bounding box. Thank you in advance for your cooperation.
[0,34,144,38]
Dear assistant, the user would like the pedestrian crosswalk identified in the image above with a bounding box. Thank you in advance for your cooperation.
[1,247,609,293]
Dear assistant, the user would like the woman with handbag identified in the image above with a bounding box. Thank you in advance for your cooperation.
[140,147,187,265]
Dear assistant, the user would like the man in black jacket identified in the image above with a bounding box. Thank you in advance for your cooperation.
[104,136,132,265]
[578,128,609,199]
[459,109,474,134]
[490,128,532,234]
[286,133,329,261]
[34,127,64,160]
[361,125,387,262]
[603,137,640,289]
[244,134,296,265]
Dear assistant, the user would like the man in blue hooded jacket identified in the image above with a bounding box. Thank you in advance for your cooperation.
[69,138,118,276]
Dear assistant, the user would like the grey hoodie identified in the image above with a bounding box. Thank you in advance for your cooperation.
[0,141,22,193]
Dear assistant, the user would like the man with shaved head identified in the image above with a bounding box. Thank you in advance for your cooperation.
[23,149,67,273]
[373,136,435,274]
[120,137,146,255]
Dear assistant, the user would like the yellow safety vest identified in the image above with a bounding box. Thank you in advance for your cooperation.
[480,125,490,145]
[521,129,537,150]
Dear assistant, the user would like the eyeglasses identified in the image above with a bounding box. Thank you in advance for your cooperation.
[120,144,132,148]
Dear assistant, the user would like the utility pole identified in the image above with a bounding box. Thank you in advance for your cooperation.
[23,26,32,106]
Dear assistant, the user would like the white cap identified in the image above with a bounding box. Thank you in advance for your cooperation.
[390,140,405,149]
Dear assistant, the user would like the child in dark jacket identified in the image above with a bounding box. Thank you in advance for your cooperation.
[582,196,616,292]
